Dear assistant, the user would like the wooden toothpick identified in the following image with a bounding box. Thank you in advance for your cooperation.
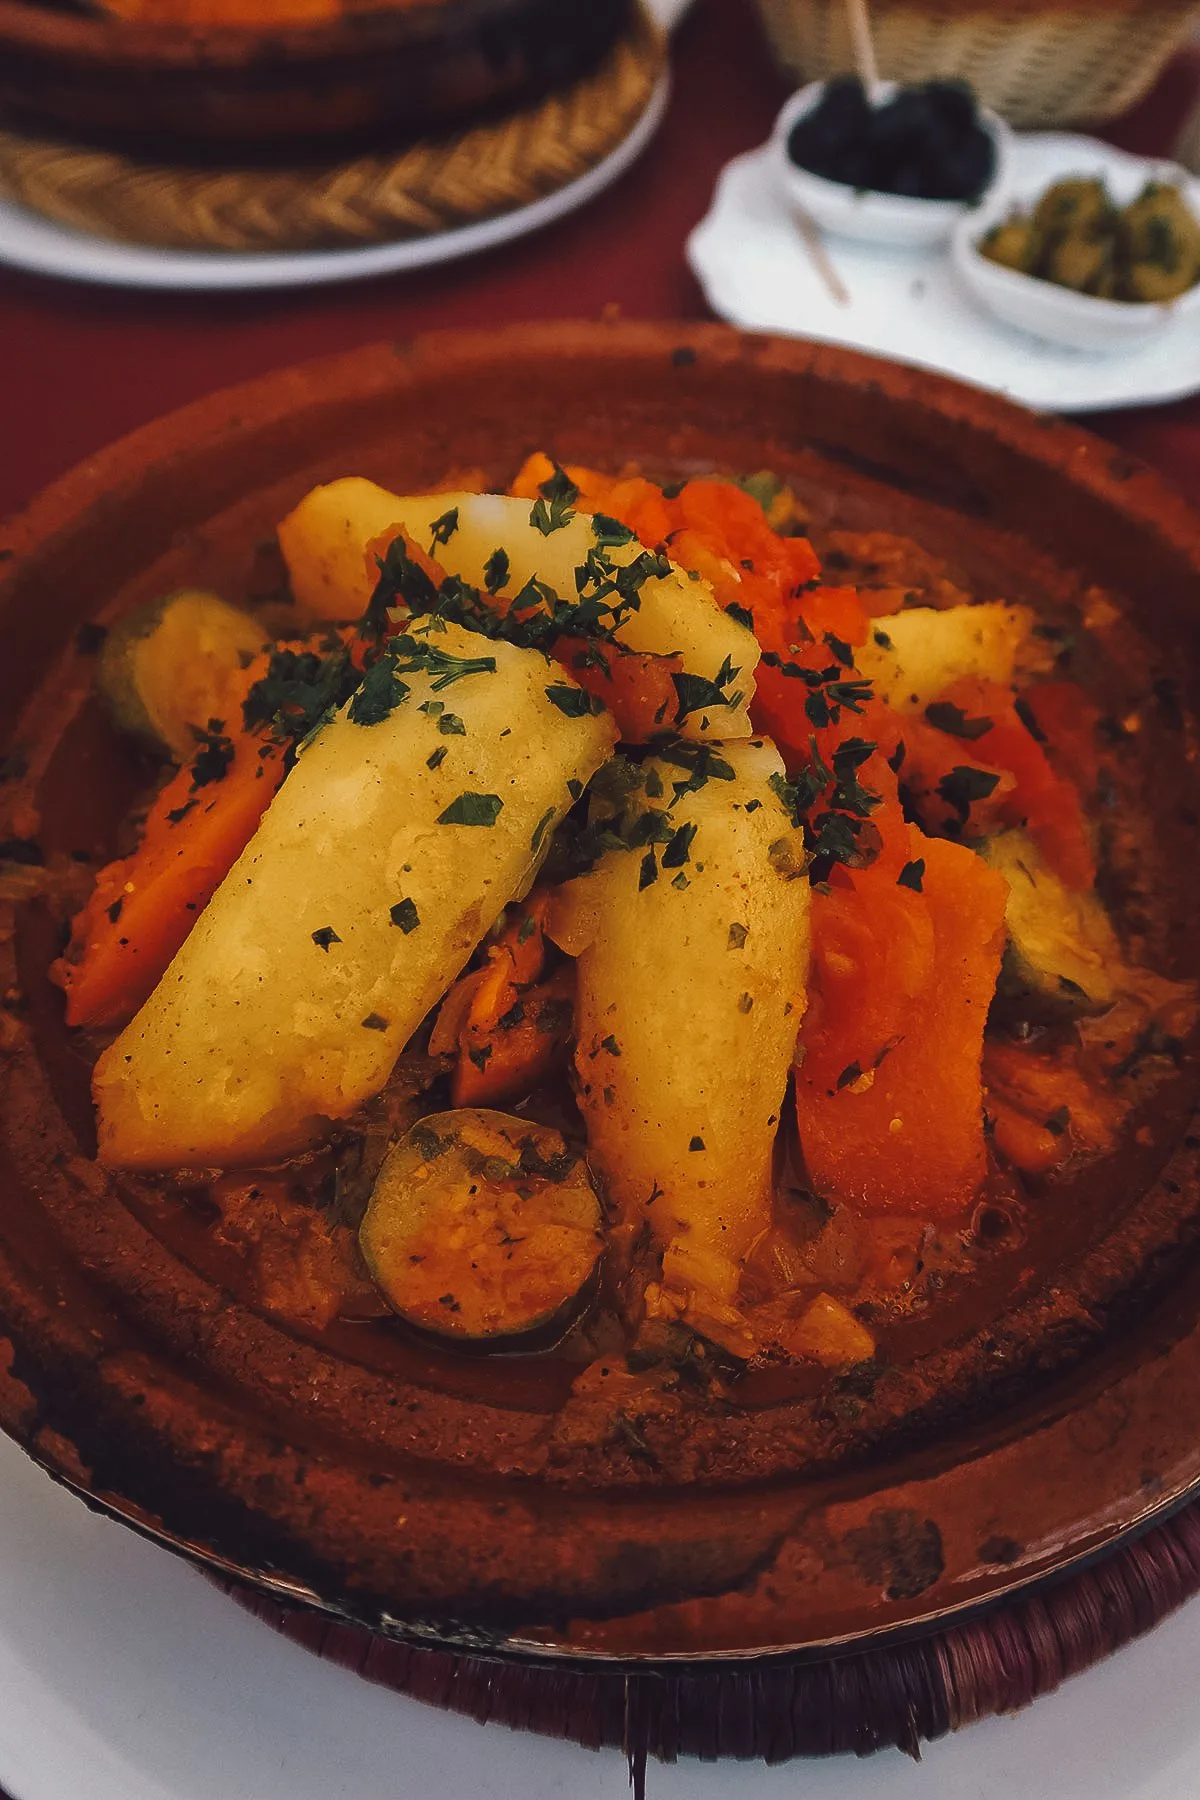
[845,0,880,93]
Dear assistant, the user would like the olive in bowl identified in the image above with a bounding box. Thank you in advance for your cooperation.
[773,77,1011,251]
[953,160,1200,352]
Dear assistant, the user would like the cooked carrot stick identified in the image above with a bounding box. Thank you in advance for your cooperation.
[54,728,287,1030]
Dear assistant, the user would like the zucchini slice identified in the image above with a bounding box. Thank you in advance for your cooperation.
[98,590,265,761]
[979,828,1119,1016]
[360,1110,603,1345]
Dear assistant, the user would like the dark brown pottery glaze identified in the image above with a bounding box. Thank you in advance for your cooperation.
[2,322,1200,1664]
[0,0,630,158]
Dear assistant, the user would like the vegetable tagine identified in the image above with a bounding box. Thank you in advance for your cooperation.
[46,457,1195,1380]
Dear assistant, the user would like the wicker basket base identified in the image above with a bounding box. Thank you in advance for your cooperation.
[752,0,1200,127]
[219,1496,1200,1787]
[0,8,663,253]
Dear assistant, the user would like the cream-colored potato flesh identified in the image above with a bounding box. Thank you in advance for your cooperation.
[277,479,759,741]
[556,739,811,1333]
[855,602,1053,712]
[94,625,616,1169]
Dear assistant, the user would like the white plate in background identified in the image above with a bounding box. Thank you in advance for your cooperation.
[688,132,1200,413]
[3,1427,1200,1800]
[0,59,671,292]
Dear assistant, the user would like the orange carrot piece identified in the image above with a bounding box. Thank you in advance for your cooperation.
[795,835,1008,1218]
[452,966,575,1108]
[55,732,286,1030]
[933,677,1095,888]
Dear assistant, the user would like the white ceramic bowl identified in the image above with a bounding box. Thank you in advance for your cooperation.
[952,146,1200,353]
[772,80,1011,251]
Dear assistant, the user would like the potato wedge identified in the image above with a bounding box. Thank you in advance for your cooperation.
[278,479,759,740]
[555,739,811,1341]
[95,625,616,1169]
[857,602,1054,712]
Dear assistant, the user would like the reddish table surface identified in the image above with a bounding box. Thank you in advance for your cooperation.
[3,0,1200,527]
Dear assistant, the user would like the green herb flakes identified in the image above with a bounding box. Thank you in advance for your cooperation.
[389,899,420,934]
[312,926,342,952]
[925,701,994,741]
[529,465,579,536]
[437,792,504,827]
[426,747,448,770]
[361,1012,389,1032]
[545,683,605,718]
[897,859,925,892]
[348,654,409,727]
[530,806,557,854]
[429,508,459,548]
[689,1136,705,1152]
[728,921,749,949]
[639,850,658,890]
[483,547,510,594]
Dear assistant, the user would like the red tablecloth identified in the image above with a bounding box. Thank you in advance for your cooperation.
[2,0,1200,522]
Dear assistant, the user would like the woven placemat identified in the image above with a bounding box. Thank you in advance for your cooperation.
[216,1496,1200,1790]
[0,8,664,253]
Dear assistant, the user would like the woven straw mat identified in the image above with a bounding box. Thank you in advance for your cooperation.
[0,10,664,253]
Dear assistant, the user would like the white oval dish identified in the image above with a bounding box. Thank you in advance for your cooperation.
[686,132,1200,413]
[952,154,1200,353]
[773,80,1011,251]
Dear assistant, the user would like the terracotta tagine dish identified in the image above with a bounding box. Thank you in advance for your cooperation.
[2,322,1200,1701]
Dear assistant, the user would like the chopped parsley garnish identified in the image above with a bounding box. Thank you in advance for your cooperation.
[567,778,584,802]
[738,992,754,1013]
[106,898,124,925]
[348,653,409,727]
[688,1136,705,1152]
[1044,1105,1070,1136]
[872,629,893,650]
[728,921,748,948]
[438,712,466,735]
[426,746,448,769]
[545,683,606,717]
[639,850,658,890]
[601,1035,621,1056]
[824,631,854,667]
[428,508,459,548]
[836,1061,863,1091]
[925,701,994,741]
[483,547,510,594]
[529,465,578,536]
[389,899,420,933]
[361,1012,389,1031]
[673,654,744,723]
[391,633,496,692]
[530,806,557,854]
[725,601,755,630]
[467,1042,493,1071]
[661,820,698,869]
[897,859,925,892]
[591,513,636,548]
[437,792,504,826]
[167,800,197,825]
[189,723,235,788]
[937,765,1001,829]
[312,926,342,952]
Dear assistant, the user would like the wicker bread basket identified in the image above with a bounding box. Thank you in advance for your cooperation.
[751,0,1200,125]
